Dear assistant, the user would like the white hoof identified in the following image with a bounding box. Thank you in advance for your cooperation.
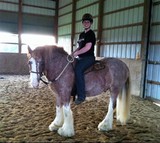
[58,127,75,137]
[98,121,112,131]
[116,115,120,122]
[49,122,61,131]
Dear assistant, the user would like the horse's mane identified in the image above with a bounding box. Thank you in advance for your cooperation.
[34,45,68,60]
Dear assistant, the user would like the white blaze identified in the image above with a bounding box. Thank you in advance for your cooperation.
[29,57,39,88]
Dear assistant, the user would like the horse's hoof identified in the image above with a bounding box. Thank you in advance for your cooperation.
[98,122,112,131]
[58,127,75,137]
[49,123,61,131]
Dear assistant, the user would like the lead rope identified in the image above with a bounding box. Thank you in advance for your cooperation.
[40,54,75,85]
[54,55,74,81]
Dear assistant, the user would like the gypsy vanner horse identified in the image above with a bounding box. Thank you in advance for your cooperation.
[27,45,131,137]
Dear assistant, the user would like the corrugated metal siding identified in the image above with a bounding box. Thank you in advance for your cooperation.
[23,0,55,9]
[58,1,72,53]
[100,0,144,59]
[0,2,18,11]
[76,0,98,9]
[0,1,18,33]
[22,0,55,34]
[22,14,54,34]
[58,0,72,8]
[145,0,160,100]
[0,11,18,33]
[0,0,56,35]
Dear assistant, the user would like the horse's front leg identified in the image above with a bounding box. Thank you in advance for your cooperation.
[49,106,64,131]
[58,104,75,137]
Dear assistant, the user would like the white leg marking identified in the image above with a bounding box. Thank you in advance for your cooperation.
[49,106,64,131]
[98,98,114,131]
[58,104,75,137]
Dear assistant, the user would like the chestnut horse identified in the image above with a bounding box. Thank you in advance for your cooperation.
[27,45,131,137]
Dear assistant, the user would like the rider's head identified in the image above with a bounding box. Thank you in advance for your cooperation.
[82,13,93,24]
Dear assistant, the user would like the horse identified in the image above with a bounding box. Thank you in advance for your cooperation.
[27,45,131,137]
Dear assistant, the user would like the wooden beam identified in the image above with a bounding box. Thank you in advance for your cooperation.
[71,0,76,52]
[141,0,152,98]
[18,0,22,54]
[54,0,59,43]
[96,0,104,57]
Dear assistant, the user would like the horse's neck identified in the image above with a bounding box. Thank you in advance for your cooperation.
[44,51,69,81]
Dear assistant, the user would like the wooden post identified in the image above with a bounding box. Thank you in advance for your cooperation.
[140,0,152,98]
[18,0,22,54]
[96,0,104,57]
[71,0,76,52]
[54,0,59,44]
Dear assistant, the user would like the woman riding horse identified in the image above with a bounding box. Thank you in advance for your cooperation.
[73,13,96,105]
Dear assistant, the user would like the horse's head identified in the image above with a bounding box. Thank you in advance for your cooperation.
[27,46,44,88]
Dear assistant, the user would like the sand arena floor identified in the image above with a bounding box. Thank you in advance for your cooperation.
[0,75,160,143]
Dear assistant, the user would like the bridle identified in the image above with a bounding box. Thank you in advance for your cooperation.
[28,54,74,85]
[28,59,45,82]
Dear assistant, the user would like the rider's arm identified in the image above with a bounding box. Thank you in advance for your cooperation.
[73,42,92,57]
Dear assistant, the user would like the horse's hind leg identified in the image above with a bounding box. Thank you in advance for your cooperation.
[98,89,118,131]
[49,106,64,131]
[98,97,114,131]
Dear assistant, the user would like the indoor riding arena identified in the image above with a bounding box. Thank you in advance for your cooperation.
[0,0,160,143]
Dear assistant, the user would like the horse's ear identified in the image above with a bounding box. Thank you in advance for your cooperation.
[28,46,32,54]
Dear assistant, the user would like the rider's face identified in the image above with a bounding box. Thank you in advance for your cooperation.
[82,20,92,29]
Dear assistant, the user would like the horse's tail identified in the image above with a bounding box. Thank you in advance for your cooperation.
[116,77,131,125]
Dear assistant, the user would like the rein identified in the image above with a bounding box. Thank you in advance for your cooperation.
[40,54,74,85]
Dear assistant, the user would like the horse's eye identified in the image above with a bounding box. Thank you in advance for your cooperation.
[28,61,32,65]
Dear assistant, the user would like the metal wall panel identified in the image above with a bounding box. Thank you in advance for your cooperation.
[58,35,72,54]
[59,4,72,15]
[76,0,98,9]
[0,2,18,11]
[23,6,55,16]
[100,0,144,59]
[0,1,18,33]
[145,0,160,100]
[23,0,55,16]
[58,0,72,8]
[0,11,18,33]
[23,0,55,9]
[0,0,55,34]
[22,0,55,34]
[57,0,73,53]
[58,13,72,25]
[58,25,72,35]
[2,0,18,2]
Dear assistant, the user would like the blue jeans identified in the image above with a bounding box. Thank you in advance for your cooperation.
[75,56,95,100]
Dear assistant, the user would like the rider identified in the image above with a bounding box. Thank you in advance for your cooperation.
[73,13,96,105]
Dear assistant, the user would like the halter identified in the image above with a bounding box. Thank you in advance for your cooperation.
[29,55,74,85]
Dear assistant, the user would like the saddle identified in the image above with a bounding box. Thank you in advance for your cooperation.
[85,60,105,74]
